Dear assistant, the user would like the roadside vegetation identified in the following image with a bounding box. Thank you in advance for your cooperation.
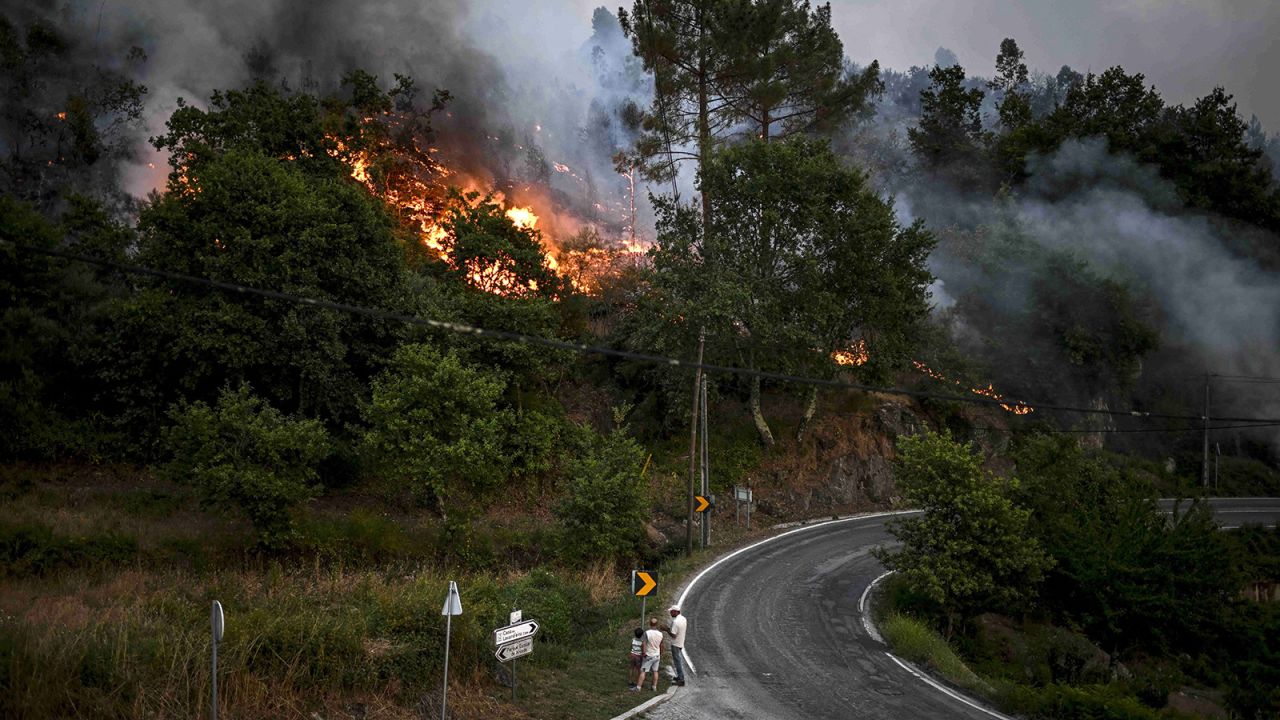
[876,431,1280,719]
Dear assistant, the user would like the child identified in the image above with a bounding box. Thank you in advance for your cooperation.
[628,627,644,690]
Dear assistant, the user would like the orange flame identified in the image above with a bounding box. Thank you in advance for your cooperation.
[832,340,869,367]
[912,360,1034,415]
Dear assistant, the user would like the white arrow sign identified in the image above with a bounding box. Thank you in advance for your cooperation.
[495,636,534,663]
[493,619,540,646]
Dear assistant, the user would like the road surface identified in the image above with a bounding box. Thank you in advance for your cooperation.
[639,498,1280,720]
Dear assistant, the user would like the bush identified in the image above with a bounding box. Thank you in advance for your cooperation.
[0,521,138,576]
[554,412,647,563]
[294,510,417,565]
[164,383,331,547]
[361,343,510,512]
[1000,683,1163,720]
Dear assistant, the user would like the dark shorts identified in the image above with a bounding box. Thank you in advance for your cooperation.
[629,654,642,671]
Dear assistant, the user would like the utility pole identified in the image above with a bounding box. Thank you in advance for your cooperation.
[1202,374,1211,488]
[687,328,705,556]
[700,374,710,548]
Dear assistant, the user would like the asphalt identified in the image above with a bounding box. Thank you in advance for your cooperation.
[637,498,1280,720]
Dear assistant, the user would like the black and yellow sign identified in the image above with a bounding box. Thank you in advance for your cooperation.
[632,570,657,597]
[695,495,711,513]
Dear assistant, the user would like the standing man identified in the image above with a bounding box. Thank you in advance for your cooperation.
[667,604,688,686]
[641,617,665,691]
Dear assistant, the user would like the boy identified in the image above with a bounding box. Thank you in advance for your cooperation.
[628,627,644,690]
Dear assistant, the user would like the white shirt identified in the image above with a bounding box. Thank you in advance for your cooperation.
[669,614,687,649]
[643,628,664,657]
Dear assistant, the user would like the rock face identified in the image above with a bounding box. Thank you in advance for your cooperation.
[756,396,924,517]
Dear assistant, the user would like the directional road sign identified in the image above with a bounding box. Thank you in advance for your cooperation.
[493,620,540,646]
[632,570,657,597]
[695,495,710,513]
[495,636,534,663]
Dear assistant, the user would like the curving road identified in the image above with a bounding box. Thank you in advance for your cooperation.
[639,498,1280,720]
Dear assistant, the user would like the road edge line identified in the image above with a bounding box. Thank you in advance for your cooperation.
[862,571,1015,720]
[607,685,679,720]
[883,653,1014,720]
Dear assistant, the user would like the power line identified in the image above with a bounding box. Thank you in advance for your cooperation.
[15,240,1280,426]
[971,421,1280,435]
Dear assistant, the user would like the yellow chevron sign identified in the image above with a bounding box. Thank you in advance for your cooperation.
[633,571,657,597]
[695,495,710,513]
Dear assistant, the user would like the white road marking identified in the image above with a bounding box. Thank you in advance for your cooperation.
[859,570,894,643]
[884,652,1014,720]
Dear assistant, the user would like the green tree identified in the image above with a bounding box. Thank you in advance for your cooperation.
[0,195,133,459]
[908,64,988,186]
[714,0,882,141]
[619,0,731,192]
[164,383,331,547]
[555,408,648,562]
[360,343,511,515]
[645,137,933,445]
[1012,435,1238,656]
[1157,88,1280,231]
[877,430,1050,637]
[105,80,414,436]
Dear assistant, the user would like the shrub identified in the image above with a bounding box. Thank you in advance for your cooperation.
[361,344,510,512]
[164,383,330,547]
[0,521,138,576]
[554,412,647,563]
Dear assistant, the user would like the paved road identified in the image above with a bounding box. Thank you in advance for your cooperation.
[640,498,1280,720]
[1157,497,1280,528]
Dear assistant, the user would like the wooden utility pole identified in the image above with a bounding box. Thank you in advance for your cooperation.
[700,374,710,549]
[687,327,705,556]
[1202,374,1211,487]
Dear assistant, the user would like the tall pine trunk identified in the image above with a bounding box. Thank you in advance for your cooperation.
[749,374,775,447]
[796,386,818,441]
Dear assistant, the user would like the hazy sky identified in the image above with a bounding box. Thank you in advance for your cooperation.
[556,0,1279,130]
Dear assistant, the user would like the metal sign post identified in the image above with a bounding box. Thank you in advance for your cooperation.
[737,481,752,527]
[492,614,539,702]
[210,600,224,720]
[631,570,657,632]
[509,609,522,702]
[441,581,462,720]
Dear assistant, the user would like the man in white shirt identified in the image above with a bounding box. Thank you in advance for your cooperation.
[641,617,665,691]
[667,604,688,686]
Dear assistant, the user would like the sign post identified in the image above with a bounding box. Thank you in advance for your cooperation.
[632,570,657,630]
[509,609,522,702]
[210,601,224,720]
[492,616,540,702]
[441,581,462,720]
[734,486,753,529]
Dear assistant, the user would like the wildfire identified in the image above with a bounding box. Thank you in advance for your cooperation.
[912,360,1034,415]
[505,206,538,230]
[832,340,869,367]
[319,108,650,299]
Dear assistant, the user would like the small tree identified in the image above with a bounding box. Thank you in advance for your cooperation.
[360,343,511,515]
[555,408,648,562]
[876,430,1050,637]
[164,383,330,547]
